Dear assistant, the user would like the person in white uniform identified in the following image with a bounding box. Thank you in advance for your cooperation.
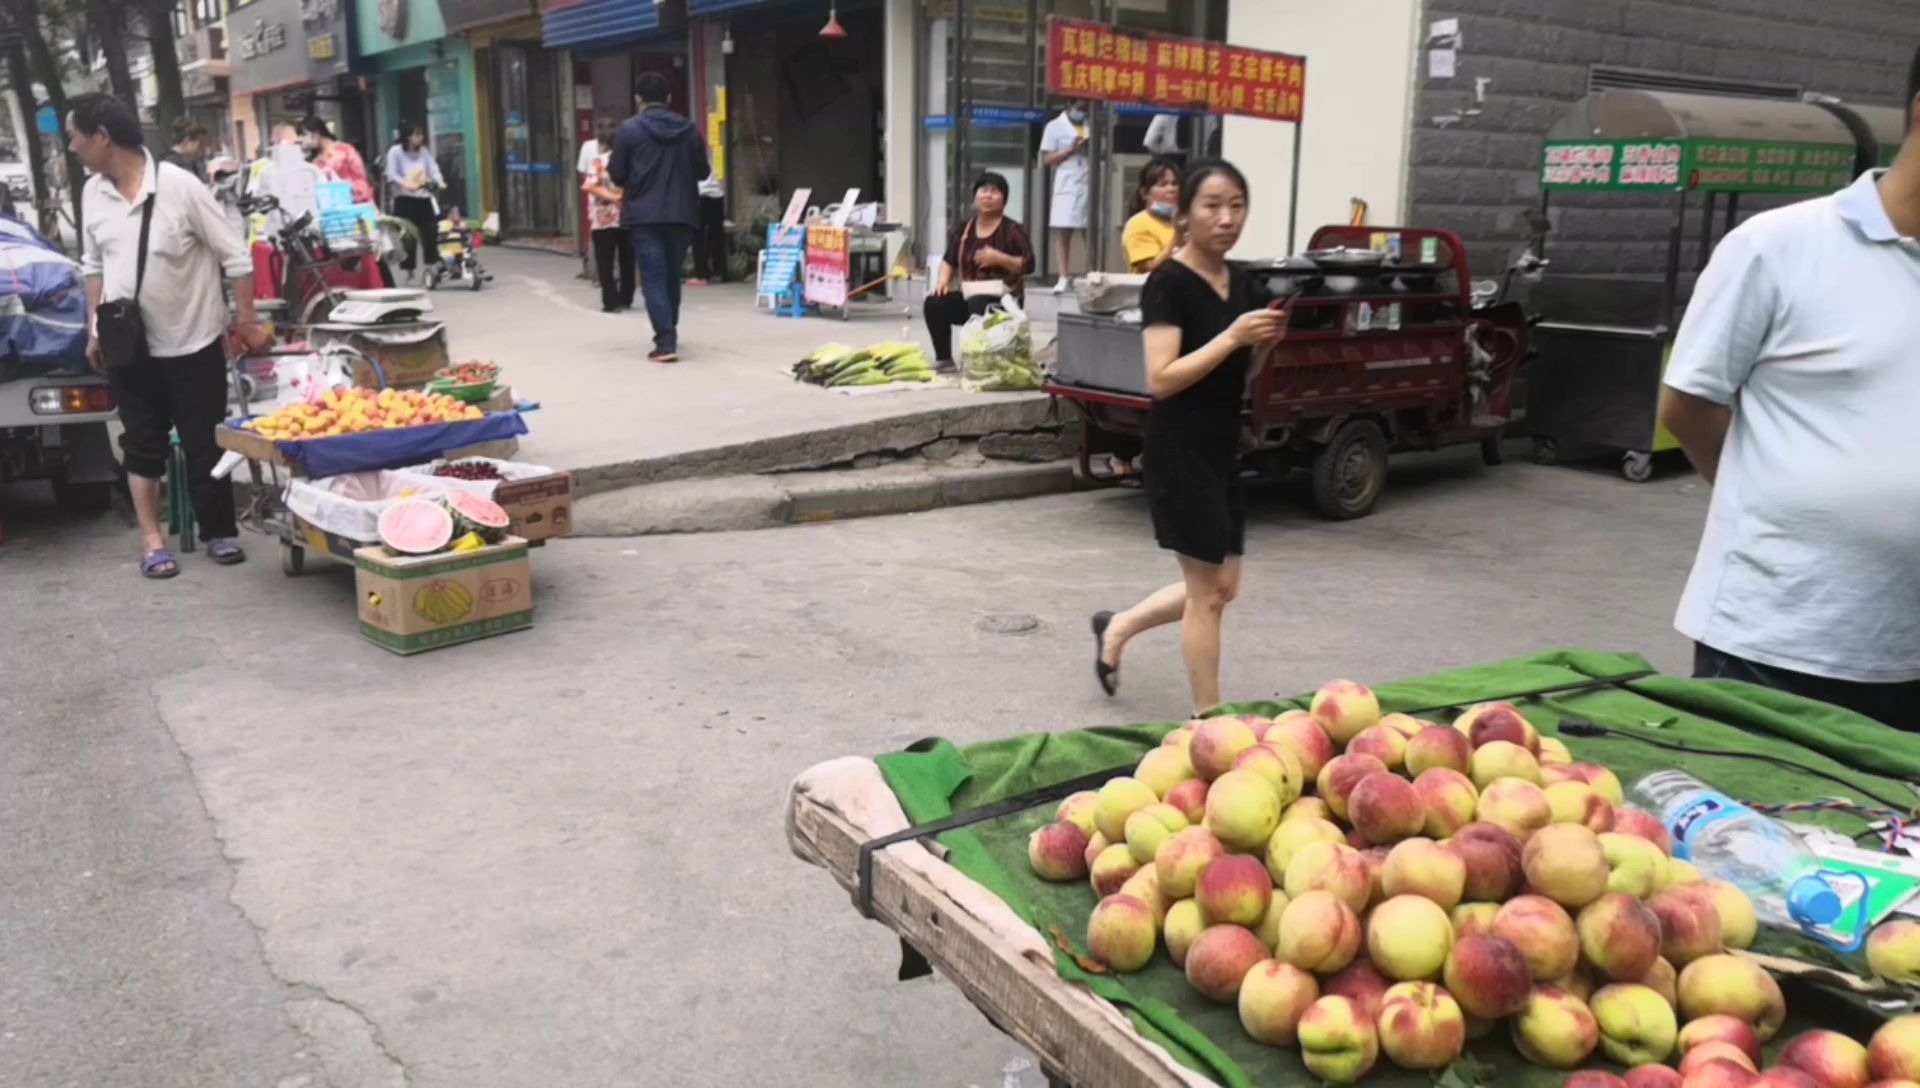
[1658,47,1920,730]
[1040,98,1091,293]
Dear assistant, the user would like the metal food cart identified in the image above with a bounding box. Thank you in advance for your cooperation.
[1526,90,1898,481]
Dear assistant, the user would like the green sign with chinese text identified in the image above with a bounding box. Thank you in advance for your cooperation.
[1541,139,1856,194]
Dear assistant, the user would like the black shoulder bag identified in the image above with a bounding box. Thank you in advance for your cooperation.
[95,169,157,369]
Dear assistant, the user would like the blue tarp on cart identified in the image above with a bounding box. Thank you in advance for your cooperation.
[229,412,529,477]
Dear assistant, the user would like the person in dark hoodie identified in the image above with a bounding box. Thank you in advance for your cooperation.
[608,71,709,363]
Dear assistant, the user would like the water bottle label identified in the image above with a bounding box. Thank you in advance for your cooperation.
[1667,791,1741,861]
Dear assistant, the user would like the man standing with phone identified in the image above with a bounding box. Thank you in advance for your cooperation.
[70,93,272,579]
[1041,97,1092,294]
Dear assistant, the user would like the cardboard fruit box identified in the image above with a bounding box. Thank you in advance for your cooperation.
[388,457,574,542]
[354,536,534,655]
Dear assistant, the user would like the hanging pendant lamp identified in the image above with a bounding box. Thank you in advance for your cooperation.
[818,2,847,39]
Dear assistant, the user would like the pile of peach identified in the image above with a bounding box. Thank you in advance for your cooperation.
[1022,680,1920,1086]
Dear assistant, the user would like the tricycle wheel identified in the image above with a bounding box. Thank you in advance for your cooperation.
[1532,437,1559,465]
[1622,450,1654,483]
[1480,436,1505,467]
[1311,420,1388,520]
[280,539,305,576]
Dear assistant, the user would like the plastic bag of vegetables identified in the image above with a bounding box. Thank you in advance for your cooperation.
[958,298,1040,393]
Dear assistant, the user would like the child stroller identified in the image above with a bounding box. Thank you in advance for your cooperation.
[427,208,493,292]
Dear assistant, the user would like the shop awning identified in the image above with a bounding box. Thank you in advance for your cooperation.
[542,0,661,49]
[687,0,770,13]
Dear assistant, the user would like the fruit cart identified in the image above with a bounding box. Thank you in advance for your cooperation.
[788,650,1920,1088]
[1525,90,1905,482]
[1045,227,1531,520]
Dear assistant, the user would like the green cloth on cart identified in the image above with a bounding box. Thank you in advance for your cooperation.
[874,649,1920,1088]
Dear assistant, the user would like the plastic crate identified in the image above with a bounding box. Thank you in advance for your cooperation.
[320,204,378,241]
[316,181,355,210]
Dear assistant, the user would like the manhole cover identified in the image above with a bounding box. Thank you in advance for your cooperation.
[976,612,1040,635]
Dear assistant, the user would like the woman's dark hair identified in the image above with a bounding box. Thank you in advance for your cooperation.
[296,115,334,140]
[635,71,671,105]
[67,93,143,149]
[170,117,209,143]
[1178,158,1249,213]
[972,171,1010,199]
[397,121,425,145]
[1131,156,1179,215]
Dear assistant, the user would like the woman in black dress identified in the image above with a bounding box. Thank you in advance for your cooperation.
[1091,161,1290,716]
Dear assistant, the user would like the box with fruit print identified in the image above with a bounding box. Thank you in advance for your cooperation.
[354,537,534,655]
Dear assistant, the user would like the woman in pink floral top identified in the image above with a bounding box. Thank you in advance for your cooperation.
[581,118,633,312]
[298,115,374,205]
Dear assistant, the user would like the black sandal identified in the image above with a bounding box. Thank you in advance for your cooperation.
[1091,611,1119,696]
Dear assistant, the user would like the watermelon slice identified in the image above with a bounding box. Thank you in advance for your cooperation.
[445,491,511,544]
[377,498,455,555]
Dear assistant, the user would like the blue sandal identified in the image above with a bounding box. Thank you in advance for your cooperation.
[207,538,247,566]
[141,548,180,579]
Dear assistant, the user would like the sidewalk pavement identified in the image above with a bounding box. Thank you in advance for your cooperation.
[421,247,1066,491]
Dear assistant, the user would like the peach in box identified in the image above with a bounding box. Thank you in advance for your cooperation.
[1092,777,1158,842]
[1124,802,1189,865]
[1155,826,1224,899]
[1366,894,1454,981]
[1055,791,1098,836]
[1265,816,1344,883]
[1086,893,1157,972]
[1456,701,1541,753]
[1185,924,1268,1002]
[1676,953,1786,1042]
[1203,769,1281,851]
[1027,821,1091,881]
[1164,778,1208,824]
[1477,777,1552,841]
[1868,920,1920,985]
[1650,886,1725,965]
[1133,745,1197,799]
[1442,934,1533,1020]
[1492,894,1579,981]
[1547,779,1617,832]
[1381,837,1466,908]
[1450,821,1525,902]
[1680,1015,1762,1064]
[1414,767,1479,838]
[1089,843,1142,897]
[1348,772,1426,845]
[1522,823,1610,909]
[1282,841,1372,915]
[1264,711,1335,779]
[1231,743,1303,805]
[1471,739,1543,789]
[1579,892,1664,982]
[1869,1015,1920,1082]
[1164,899,1205,965]
[1277,890,1362,973]
[1317,753,1388,822]
[1347,724,1408,770]
[1189,718,1259,781]
[1406,725,1473,776]
[1778,1030,1870,1088]
[1592,982,1679,1066]
[1511,985,1600,1069]
[1615,807,1675,855]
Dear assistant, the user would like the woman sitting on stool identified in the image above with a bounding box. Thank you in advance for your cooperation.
[924,171,1034,373]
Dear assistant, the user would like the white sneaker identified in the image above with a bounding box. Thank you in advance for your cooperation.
[1052,276,1070,295]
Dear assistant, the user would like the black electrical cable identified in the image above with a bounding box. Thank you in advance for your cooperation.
[1557,718,1918,814]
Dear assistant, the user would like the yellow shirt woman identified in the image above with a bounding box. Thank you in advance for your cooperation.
[1122,210,1177,272]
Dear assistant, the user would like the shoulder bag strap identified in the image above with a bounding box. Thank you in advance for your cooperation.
[133,164,157,302]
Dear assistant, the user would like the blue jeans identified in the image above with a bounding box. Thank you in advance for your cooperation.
[630,224,691,355]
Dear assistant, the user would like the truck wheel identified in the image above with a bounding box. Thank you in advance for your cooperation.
[280,539,305,576]
[1311,420,1388,520]
[50,476,112,513]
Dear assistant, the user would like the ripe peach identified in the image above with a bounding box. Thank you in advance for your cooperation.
[1413,767,1480,838]
[1155,826,1224,899]
[1579,893,1665,982]
[1164,778,1209,824]
[1492,894,1579,981]
[1547,779,1618,832]
[1870,1015,1920,1081]
[1626,1066,1685,1088]
[1451,901,1500,940]
[1367,894,1454,981]
[1381,837,1467,909]
[1511,985,1600,1068]
[1615,808,1674,855]
[1650,886,1725,966]
[1134,745,1199,799]
[1253,888,1291,951]
[1231,742,1305,806]
[1162,721,1199,752]
[1321,958,1390,1019]
[1195,854,1272,928]
[1377,980,1466,1070]
[1310,680,1380,746]
[1283,841,1373,915]
[1554,967,1598,1002]
[1056,791,1099,836]
[1406,725,1473,776]
[1537,735,1573,765]
[1602,830,1671,898]
[1119,867,1174,928]
[1450,821,1526,901]
[1380,711,1429,739]
[1265,711,1335,780]
[1090,843,1143,897]
[1123,803,1189,865]
[1282,795,1334,823]
[1093,776,1159,842]
[1029,821,1092,881]
[1477,777,1553,842]
[1684,1058,1761,1088]
[1164,898,1205,966]
[1203,769,1282,852]
[1867,920,1920,985]
[1471,740,1544,790]
[1675,954,1786,1042]
[1592,982,1679,1066]
[1297,994,1380,1084]
[1666,859,1705,887]
[1185,924,1269,1002]
[1680,1015,1762,1063]
[1086,893,1157,972]
[1359,844,1391,910]
[1276,890,1362,973]
[1750,1072,1823,1088]
[1238,959,1319,1046]
[1522,823,1611,909]
[1641,955,1678,1007]
[1347,724,1408,770]
[1228,712,1274,737]
[1567,763,1627,806]
[1317,753,1389,822]
[1443,934,1533,1019]
[1189,718,1259,781]
[1265,816,1346,884]
[1683,1043,1759,1075]
[1864,1081,1920,1088]
[1461,702,1542,751]
[1348,772,1426,845]
[1779,1030,1871,1088]
[1083,831,1110,870]
[1702,881,1757,951]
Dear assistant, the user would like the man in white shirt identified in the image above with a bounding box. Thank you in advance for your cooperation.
[1658,51,1920,729]
[69,94,272,579]
[1040,98,1091,294]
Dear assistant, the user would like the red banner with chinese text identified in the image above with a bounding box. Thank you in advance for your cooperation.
[1043,17,1305,123]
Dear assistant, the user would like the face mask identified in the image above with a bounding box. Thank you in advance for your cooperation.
[1067,108,1087,124]
[1149,202,1176,220]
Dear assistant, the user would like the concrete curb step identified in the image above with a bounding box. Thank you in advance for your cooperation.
[570,458,1079,536]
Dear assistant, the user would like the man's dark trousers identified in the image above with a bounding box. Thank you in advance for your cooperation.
[631,224,690,355]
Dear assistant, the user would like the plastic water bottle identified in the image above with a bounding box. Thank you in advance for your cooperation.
[1627,770,1842,929]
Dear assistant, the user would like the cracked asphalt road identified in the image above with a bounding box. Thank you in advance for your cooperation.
[0,448,1708,1086]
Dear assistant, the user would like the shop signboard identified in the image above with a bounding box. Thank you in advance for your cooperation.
[1541,140,1854,193]
[439,0,536,32]
[804,224,850,309]
[759,224,804,297]
[1042,16,1305,124]
[228,0,351,94]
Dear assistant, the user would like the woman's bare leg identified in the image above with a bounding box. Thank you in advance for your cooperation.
[1101,580,1186,669]
[1178,555,1243,715]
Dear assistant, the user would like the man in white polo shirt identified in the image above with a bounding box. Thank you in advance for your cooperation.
[70,93,272,579]
[1658,50,1920,729]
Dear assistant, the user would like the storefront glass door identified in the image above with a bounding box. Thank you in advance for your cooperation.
[496,43,566,236]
